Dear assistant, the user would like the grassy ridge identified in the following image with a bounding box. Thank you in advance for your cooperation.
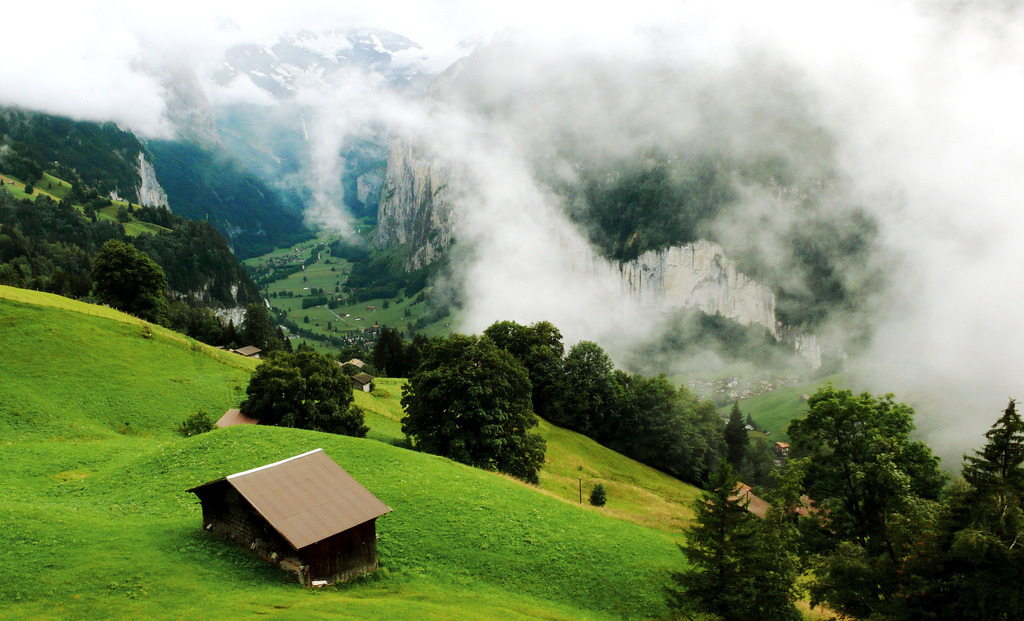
[0,172,170,237]
[0,288,695,619]
[354,379,702,532]
[0,287,255,441]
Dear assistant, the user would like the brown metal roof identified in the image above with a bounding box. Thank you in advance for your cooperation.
[191,449,391,550]
[215,408,259,428]
[731,483,769,519]
[233,346,262,357]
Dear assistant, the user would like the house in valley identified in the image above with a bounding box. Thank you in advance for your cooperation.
[187,449,391,585]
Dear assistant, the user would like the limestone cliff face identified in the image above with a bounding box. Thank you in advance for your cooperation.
[374,140,822,354]
[136,152,169,208]
[375,139,455,269]
[582,241,779,337]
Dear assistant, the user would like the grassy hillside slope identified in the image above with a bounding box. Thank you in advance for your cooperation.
[0,287,696,619]
[0,172,170,237]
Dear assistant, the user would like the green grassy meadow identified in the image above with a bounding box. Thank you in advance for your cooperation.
[246,235,459,355]
[0,286,699,619]
[723,373,848,440]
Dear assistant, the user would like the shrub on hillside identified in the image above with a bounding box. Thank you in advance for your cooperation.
[590,483,607,507]
[179,409,215,437]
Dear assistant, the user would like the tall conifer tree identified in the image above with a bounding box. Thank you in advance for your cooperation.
[724,399,749,470]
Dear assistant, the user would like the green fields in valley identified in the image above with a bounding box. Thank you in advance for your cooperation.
[723,373,848,440]
[245,234,460,354]
[0,285,708,619]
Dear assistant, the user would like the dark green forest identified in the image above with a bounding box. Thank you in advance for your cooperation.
[0,106,311,260]
[147,140,310,259]
[0,108,144,203]
[0,190,284,350]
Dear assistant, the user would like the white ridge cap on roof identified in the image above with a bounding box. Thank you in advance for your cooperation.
[227,448,323,480]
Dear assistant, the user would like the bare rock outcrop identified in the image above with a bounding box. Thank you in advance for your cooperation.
[374,139,455,270]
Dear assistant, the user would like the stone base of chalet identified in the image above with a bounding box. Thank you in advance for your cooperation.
[278,554,380,586]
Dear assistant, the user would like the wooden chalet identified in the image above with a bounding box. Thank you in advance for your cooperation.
[773,441,790,459]
[187,449,391,585]
[232,346,262,358]
[215,408,259,428]
[732,483,770,519]
[351,372,374,392]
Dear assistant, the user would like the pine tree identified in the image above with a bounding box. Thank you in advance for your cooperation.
[724,400,748,470]
[935,399,1024,620]
[963,399,1024,493]
[667,460,759,620]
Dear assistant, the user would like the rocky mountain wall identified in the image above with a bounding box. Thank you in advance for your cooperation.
[589,241,778,337]
[375,139,455,269]
[137,152,169,208]
[374,138,826,365]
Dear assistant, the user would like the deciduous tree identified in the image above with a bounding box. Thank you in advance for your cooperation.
[401,334,545,483]
[789,386,946,618]
[241,345,367,437]
[90,239,167,322]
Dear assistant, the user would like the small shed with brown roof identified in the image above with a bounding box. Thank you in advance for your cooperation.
[351,372,374,392]
[233,345,262,358]
[215,408,259,428]
[187,449,391,585]
[732,483,769,519]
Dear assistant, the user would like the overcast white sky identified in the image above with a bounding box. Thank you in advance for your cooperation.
[0,0,947,133]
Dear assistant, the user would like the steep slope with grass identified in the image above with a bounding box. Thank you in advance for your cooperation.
[0,286,698,619]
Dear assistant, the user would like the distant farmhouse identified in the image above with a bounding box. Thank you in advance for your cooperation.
[732,483,769,519]
[215,408,258,428]
[773,442,790,460]
[351,372,374,392]
[232,346,262,358]
[188,449,391,585]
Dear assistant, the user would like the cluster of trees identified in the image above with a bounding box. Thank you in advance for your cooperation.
[397,320,728,487]
[1,107,145,203]
[0,188,284,351]
[89,240,286,351]
[371,327,425,378]
[570,154,735,263]
[671,387,1024,621]
[240,344,368,437]
[483,320,724,485]
[0,191,260,307]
